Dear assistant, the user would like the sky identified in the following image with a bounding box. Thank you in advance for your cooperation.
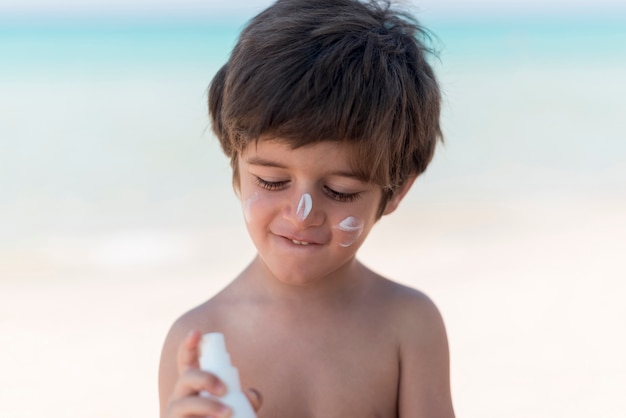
[1,0,624,19]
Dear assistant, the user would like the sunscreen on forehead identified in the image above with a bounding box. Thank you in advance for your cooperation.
[199,333,257,418]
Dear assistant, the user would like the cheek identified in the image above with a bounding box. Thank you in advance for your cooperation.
[243,192,260,222]
[333,216,365,248]
[243,191,280,223]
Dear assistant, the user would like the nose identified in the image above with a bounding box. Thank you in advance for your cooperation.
[296,193,312,221]
[284,192,325,228]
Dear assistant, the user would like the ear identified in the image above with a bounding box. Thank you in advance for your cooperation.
[382,175,417,216]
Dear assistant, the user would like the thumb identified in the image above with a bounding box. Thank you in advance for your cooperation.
[245,388,263,412]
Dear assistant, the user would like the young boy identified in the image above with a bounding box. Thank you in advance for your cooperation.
[159,0,454,417]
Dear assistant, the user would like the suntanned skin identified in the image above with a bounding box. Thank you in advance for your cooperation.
[159,141,455,418]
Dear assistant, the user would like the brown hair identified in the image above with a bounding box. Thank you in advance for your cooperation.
[209,0,442,216]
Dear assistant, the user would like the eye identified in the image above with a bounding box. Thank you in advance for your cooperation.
[324,186,361,202]
[255,176,289,191]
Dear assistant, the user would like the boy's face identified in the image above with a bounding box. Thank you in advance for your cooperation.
[236,138,400,286]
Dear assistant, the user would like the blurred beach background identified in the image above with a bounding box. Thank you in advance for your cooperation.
[1,0,625,416]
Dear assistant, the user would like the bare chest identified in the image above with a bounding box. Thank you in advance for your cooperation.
[227,317,400,418]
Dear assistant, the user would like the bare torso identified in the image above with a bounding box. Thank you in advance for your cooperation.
[215,287,400,417]
[160,258,451,418]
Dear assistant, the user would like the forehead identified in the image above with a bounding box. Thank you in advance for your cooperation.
[242,138,358,173]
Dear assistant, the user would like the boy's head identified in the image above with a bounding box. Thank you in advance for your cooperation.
[209,0,442,218]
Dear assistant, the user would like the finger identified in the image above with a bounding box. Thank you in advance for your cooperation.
[177,330,202,374]
[245,388,263,412]
[172,368,227,400]
[166,395,232,418]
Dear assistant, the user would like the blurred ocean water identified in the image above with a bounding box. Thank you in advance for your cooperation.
[1,13,625,276]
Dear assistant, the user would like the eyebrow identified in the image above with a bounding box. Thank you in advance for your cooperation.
[246,156,286,169]
[245,156,365,181]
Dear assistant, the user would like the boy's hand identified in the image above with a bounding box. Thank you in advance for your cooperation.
[164,330,262,418]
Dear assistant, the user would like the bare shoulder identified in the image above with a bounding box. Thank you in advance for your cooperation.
[372,278,446,338]
[159,301,207,363]
[160,282,239,357]
[371,278,455,417]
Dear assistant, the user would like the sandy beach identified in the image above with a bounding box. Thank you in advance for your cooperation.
[1,194,625,417]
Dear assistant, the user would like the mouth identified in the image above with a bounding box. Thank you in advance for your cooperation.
[277,233,318,246]
[272,230,321,247]
[290,239,311,246]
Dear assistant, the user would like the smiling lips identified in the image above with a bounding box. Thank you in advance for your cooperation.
[291,239,311,246]
[279,233,318,246]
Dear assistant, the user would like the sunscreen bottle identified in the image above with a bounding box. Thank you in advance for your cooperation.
[199,333,257,418]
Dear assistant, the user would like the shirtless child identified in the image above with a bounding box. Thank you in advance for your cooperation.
[159,0,455,416]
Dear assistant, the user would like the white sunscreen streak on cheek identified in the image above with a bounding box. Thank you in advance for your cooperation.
[296,193,313,221]
[244,192,259,222]
[336,216,364,248]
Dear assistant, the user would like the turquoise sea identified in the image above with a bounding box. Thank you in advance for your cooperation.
[2,15,625,75]
[1,11,625,267]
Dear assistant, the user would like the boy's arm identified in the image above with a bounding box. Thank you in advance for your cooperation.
[158,319,193,415]
[397,293,455,418]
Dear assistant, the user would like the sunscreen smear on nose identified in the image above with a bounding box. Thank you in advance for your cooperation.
[199,333,257,418]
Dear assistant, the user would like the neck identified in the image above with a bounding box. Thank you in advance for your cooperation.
[241,255,369,310]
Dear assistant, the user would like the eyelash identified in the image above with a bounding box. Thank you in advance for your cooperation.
[323,186,361,202]
[255,177,287,191]
[254,177,361,203]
